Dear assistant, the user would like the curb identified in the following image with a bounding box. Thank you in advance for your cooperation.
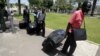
[87,40,100,46]
[96,46,100,56]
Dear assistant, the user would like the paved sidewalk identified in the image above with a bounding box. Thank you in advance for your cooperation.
[0,28,99,56]
[96,46,100,56]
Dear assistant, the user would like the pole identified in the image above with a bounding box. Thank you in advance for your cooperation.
[18,0,21,15]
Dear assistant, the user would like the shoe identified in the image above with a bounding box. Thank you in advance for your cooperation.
[42,35,45,37]
[57,52,66,56]
[67,54,74,56]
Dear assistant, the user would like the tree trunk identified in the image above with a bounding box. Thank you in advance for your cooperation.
[91,0,97,16]
[18,0,21,15]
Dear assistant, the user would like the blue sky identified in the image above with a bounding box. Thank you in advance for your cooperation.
[9,0,29,5]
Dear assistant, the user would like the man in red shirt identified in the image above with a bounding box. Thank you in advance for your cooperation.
[60,1,91,56]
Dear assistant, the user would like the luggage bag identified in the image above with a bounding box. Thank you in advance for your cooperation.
[42,29,66,52]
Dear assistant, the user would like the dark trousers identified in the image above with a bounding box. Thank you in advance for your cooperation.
[61,31,76,56]
[0,18,6,31]
[24,17,30,23]
[36,21,45,37]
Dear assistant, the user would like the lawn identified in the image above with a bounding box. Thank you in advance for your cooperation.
[15,13,100,44]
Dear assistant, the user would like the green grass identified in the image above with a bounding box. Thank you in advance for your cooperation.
[15,13,100,44]
[85,17,100,44]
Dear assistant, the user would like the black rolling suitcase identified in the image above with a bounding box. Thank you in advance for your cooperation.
[19,21,27,29]
[42,29,66,52]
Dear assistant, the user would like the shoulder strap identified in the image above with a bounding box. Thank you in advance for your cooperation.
[83,18,86,29]
[81,10,86,29]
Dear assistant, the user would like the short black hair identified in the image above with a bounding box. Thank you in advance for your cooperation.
[42,8,45,14]
[25,6,28,9]
[82,1,88,8]
[82,1,91,8]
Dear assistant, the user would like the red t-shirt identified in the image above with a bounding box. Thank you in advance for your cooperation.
[69,9,84,29]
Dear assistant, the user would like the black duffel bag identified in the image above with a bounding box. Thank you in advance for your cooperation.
[19,21,28,29]
[73,28,87,41]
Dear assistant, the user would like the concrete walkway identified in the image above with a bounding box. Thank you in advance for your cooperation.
[0,27,99,56]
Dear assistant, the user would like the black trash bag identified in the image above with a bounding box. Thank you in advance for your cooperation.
[19,21,28,29]
[26,22,36,35]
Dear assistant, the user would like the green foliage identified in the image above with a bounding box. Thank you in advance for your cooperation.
[28,0,53,8]
[42,0,53,8]
[0,0,6,3]
[55,0,73,10]
[66,4,73,10]
[56,0,66,10]
[28,0,43,7]
[51,5,57,10]
[0,0,6,7]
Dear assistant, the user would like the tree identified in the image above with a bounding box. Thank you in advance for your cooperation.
[42,0,53,8]
[56,0,73,13]
[56,0,67,10]
[18,0,21,15]
[28,0,43,7]
[0,0,6,3]
[0,0,6,31]
[0,0,6,6]
[91,0,97,16]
